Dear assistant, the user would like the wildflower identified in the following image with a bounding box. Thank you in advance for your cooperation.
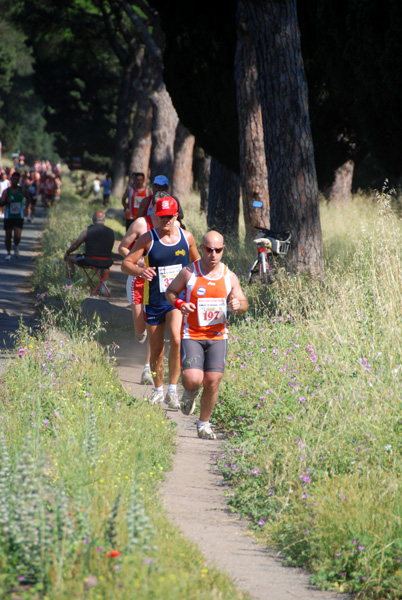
[358,545,365,551]
[106,550,122,557]
[84,575,98,589]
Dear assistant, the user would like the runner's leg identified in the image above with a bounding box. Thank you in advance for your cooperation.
[199,371,224,422]
[147,323,165,387]
[165,308,182,385]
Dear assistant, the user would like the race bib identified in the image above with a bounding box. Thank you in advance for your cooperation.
[10,202,22,216]
[158,264,182,292]
[197,297,226,327]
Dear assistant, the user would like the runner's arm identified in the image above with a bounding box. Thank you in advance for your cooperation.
[121,185,129,209]
[184,231,201,262]
[228,272,248,315]
[165,266,196,315]
[121,232,155,279]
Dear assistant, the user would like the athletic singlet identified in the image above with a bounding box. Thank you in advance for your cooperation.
[143,227,190,307]
[182,260,232,340]
[130,215,154,302]
[128,186,151,219]
[4,187,25,220]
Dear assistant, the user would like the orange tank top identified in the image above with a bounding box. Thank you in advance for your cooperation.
[182,260,232,340]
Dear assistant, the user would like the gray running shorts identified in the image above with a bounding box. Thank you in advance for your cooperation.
[181,338,228,373]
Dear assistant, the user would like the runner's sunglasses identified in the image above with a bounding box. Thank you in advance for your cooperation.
[202,245,225,254]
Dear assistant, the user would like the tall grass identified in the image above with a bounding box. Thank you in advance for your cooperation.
[0,180,247,599]
[208,186,402,598]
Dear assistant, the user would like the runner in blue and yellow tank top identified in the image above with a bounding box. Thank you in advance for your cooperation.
[122,196,200,409]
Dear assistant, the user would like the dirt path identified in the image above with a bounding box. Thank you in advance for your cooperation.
[102,291,347,600]
[0,211,347,600]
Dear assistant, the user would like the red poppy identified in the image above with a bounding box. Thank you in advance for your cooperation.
[105,550,121,558]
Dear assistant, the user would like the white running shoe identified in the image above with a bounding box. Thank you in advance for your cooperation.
[141,365,153,385]
[135,330,147,344]
[5,253,11,261]
[13,246,19,258]
[180,388,200,415]
[197,422,216,440]
[148,389,164,405]
[164,389,180,410]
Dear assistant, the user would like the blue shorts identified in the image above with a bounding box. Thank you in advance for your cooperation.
[143,303,175,325]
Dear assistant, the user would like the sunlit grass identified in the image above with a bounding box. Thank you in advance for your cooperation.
[202,186,402,598]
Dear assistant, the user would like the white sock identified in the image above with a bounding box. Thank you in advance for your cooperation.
[168,384,177,394]
[197,420,209,428]
[154,386,163,393]
[144,363,150,369]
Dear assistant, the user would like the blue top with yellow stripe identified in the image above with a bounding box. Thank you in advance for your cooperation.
[143,228,190,306]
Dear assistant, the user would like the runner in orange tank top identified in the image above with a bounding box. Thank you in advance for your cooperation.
[166,230,248,439]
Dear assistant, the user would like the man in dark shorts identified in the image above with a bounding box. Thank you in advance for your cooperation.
[166,230,248,439]
[121,196,199,408]
[0,171,31,261]
[64,210,115,294]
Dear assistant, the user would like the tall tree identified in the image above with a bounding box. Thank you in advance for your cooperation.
[235,0,270,232]
[207,159,240,238]
[243,0,323,277]
[172,122,195,201]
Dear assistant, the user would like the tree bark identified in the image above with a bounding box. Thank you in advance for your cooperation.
[196,149,211,213]
[149,84,179,183]
[244,0,324,278]
[207,158,240,238]
[129,90,153,181]
[172,122,195,201]
[328,159,354,205]
[235,0,270,232]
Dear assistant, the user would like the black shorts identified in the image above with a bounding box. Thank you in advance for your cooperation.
[4,218,24,231]
[181,338,228,373]
[126,218,135,230]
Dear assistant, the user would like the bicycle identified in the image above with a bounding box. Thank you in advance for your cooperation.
[247,226,291,284]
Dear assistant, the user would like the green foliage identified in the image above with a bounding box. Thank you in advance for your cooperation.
[208,188,402,598]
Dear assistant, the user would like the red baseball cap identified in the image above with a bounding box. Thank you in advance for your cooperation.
[155,197,178,216]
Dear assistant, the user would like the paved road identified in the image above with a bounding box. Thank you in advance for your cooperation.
[0,208,46,375]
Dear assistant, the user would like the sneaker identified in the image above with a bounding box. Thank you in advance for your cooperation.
[27,215,32,222]
[197,422,216,440]
[135,330,147,344]
[5,253,11,261]
[141,365,153,385]
[164,389,180,410]
[13,246,19,258]
[180,388,200,415]
[148,389,164,405]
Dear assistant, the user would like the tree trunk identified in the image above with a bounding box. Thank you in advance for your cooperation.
[197,150,211,213]
[172,122,195,201]
[112,63,138,197]
[129,90,153,182]
[244,0,324,278]
[328,159,354,205]
[149,84,179,183]
[207,158,240,238]
[235,0,270,232]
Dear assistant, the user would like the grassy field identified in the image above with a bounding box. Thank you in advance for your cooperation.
[0,176,247,599]
[2,172,402,598]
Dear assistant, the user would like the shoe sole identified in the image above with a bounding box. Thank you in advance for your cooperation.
[197,430,216,440]
[181,398,197,416]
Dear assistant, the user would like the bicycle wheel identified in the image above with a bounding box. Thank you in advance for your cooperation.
[248,258,260,284]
